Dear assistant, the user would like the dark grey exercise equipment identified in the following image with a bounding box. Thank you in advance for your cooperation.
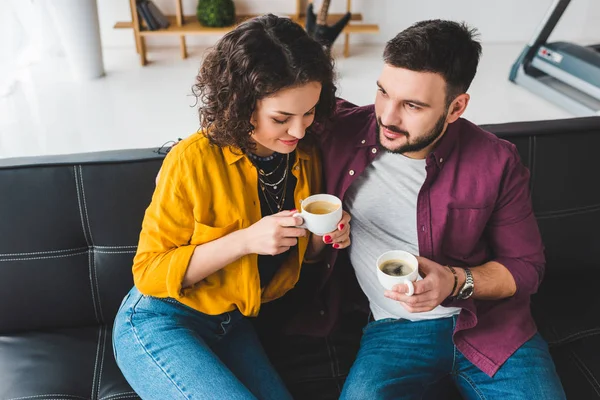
[509,0,600,116]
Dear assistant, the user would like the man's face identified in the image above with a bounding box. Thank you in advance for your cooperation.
[374,64,450,157]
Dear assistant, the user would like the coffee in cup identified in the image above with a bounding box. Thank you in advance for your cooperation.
[376,250,419,295]
[379,259,414,277]
[303,201,340,215]
[293,194,343,236]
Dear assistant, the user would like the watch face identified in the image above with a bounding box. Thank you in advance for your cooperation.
[461,287,474,299]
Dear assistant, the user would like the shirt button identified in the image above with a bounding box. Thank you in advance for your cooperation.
[320,310,326,316]
[439,158,444,163]
[421,225,425,232]
[349,170,355,176]
[371,148,377,154]
[361,139,366,144]
[327,263,331,269]
[294,166,300,171]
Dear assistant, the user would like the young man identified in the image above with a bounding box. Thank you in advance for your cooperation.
[313,20,566,399]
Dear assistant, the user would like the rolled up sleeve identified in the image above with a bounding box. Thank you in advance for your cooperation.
[487,145,545,297]
[132,148,199,299]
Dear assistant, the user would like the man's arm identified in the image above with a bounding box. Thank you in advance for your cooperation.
[385,144,544,311]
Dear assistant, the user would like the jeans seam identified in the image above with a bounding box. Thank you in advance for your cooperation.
[128,297,190,400]
[456,373,487,400]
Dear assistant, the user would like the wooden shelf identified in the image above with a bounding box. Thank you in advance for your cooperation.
[114,14,379,36]
[115,0,379,65]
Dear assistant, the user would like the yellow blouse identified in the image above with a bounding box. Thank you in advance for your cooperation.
[132,133,322,316]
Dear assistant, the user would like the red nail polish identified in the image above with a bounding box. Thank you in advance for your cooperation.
[339,224,345,230]
[333,244,340,249]
[324,235,332,243]
[291,209,298,213]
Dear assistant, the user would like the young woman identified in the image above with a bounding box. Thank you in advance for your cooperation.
[113,14,351,400]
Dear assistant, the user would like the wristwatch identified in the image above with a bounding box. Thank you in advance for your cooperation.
[456,268,474,300]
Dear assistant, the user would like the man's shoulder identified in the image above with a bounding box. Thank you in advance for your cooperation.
[456,119,519,162]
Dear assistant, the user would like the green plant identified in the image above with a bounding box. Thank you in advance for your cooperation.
[196,0,236,27]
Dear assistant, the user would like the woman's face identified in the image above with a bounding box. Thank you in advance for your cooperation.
[250,81,322,156]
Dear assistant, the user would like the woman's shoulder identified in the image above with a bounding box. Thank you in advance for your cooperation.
[160,132,227,179]
[169,132,217,159]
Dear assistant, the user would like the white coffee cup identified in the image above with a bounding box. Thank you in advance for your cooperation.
[376,250,419,296]
[293,194,343,236]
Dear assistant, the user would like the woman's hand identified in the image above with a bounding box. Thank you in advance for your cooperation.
[242,210,307,256]
[305,210,352,262]
[320,210,352,249]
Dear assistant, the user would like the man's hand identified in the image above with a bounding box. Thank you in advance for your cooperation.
[383,256,462,313]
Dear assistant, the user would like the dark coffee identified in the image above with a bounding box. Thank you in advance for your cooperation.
[304,201,339,215]
[379,260,413,276]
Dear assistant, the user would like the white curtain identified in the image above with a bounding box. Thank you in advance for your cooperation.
[0,0,63,97]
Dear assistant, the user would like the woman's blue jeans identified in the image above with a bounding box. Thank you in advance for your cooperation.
[112,287,292,400]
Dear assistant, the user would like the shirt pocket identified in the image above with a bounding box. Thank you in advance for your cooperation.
[191,219,241,245]
[443,206,492,262]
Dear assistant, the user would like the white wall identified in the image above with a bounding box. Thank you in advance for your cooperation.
[98,0,600,49]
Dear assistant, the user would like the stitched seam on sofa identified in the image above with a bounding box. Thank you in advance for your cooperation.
[74,166,91,245]
[89,252,100,322]
[95,245,138,250]
[98,391,138,400]
[91,326,103,400]
[536,204,600,219]
[128,314,190,399]
[99,395,139,400]
[95,250,136,254]
[79,166,104,324]
[548,328,600,346]
[78,166,95,244]
[0,247,89,257]
[324,336,338,382]
[325,336,343,392]
[92,251,104,322]
[6,395,89,400]
[96,325,108,400]
[455,373,486,400]
[0,251,88,262]
[0,246,136,258]
[570,352,600,395]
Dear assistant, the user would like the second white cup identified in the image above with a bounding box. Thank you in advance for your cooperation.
[376,250,419,296]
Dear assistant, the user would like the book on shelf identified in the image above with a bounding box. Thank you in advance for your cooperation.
[137,0,170,31]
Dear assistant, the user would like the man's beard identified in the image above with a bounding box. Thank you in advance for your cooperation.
[376,113,447,155]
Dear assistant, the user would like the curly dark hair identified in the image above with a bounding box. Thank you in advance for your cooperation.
[193,14,337,151]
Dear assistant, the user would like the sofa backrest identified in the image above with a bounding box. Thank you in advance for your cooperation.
[1,116,599,336]
[482,116,600,278]
[0,150,164,333]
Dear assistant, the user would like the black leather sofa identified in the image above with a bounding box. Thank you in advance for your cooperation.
[1,116,599,400]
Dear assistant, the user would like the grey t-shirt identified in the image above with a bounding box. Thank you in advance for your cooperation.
[345,151,461,321]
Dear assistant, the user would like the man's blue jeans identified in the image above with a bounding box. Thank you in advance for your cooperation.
[340,315,566,400]
[112,287,292,400]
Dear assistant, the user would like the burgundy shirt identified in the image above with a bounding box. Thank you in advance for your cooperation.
[288,99,545,377]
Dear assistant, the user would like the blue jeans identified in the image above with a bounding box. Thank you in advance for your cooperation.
[112,287,292,400]
[340,316,566,400]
